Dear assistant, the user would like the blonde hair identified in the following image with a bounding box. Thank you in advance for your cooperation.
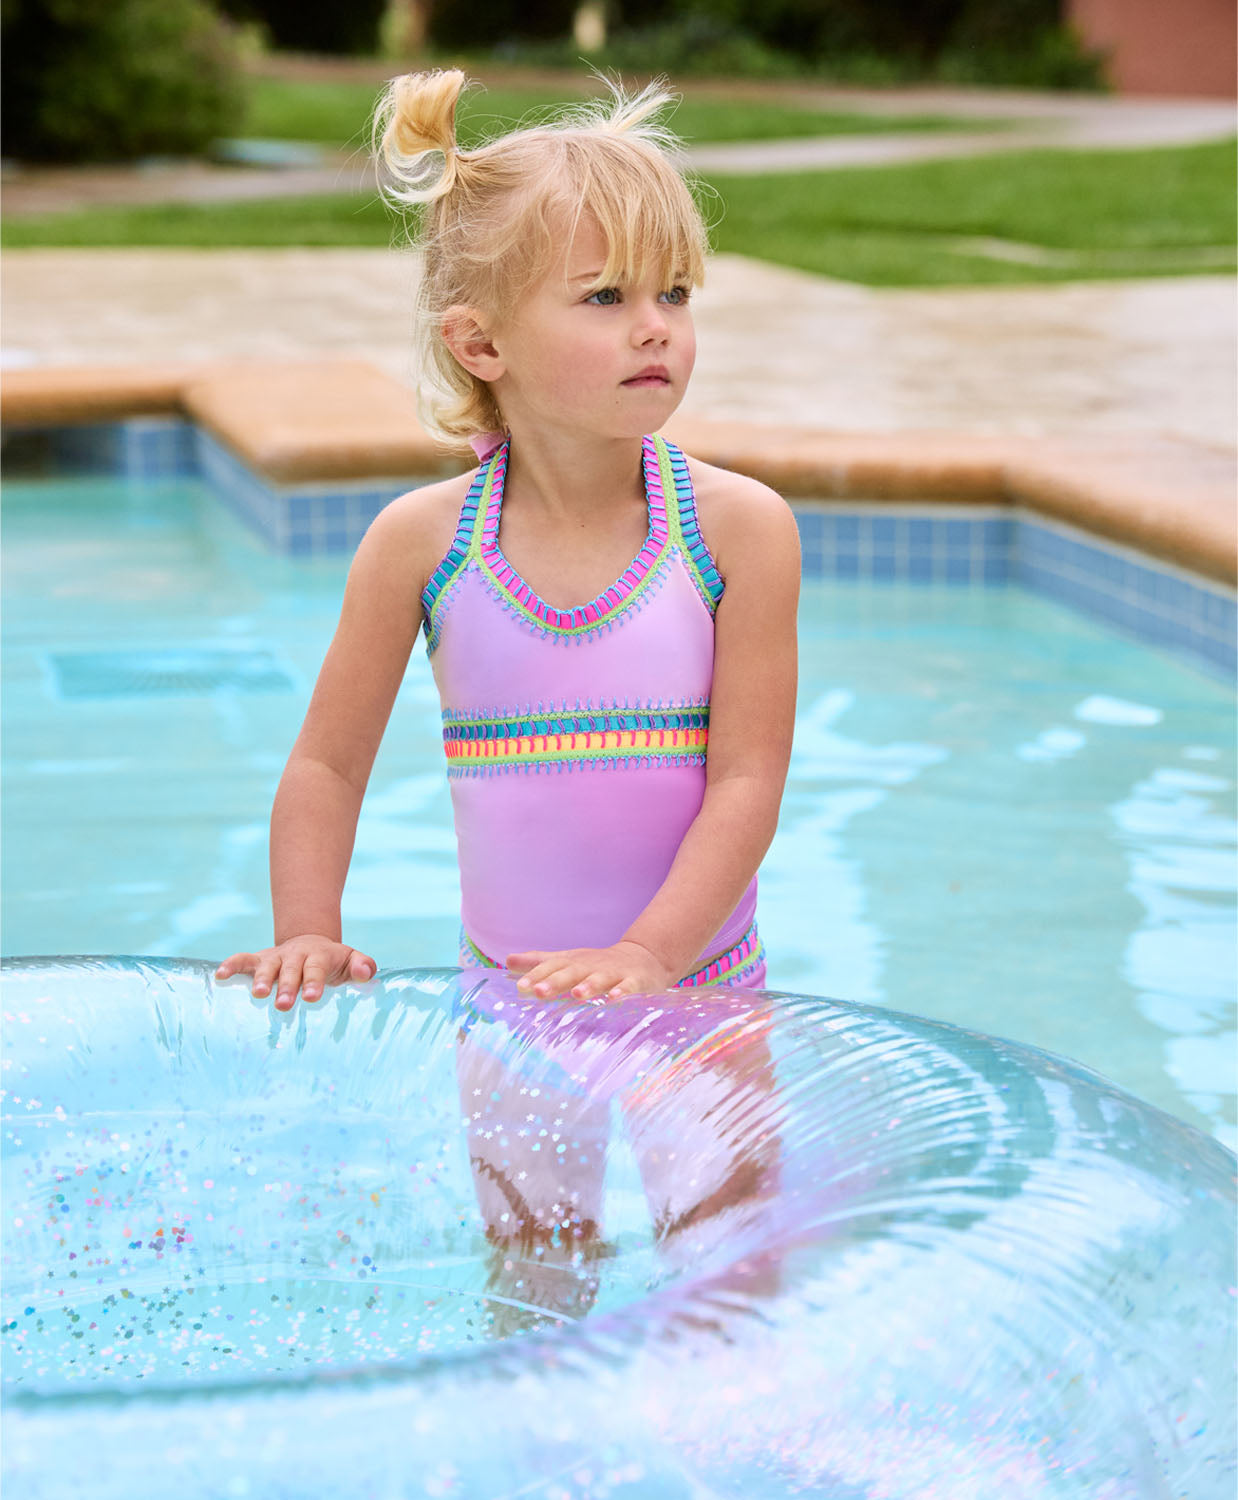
[372,70,709,446]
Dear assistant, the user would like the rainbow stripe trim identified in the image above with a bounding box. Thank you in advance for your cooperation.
[676,921,764,988]
[443,705,708,774]
[460,920,764,991]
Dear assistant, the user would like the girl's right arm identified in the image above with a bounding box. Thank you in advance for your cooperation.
[215,479,460,1011]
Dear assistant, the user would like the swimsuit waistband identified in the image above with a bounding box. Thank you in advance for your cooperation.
[460,920,765,991]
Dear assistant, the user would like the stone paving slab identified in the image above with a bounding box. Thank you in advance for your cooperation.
[4,248,1232,452]
[181,359,447,481]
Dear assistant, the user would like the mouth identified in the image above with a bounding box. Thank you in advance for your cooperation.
[622,367,671,388]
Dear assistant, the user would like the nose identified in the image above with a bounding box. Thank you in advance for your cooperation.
[631,296,670,346]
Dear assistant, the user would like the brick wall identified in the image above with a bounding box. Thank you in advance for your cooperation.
[1067,0,1236,97]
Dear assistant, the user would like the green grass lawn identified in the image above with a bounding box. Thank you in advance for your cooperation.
[708,137,1238,285]
[241,74,1017,150]
[6,139,1234,288]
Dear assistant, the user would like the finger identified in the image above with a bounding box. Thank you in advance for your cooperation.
[522,963,584,998]
[273,957,305,1012]
[505,950,548,975]
[215,952,256,981]
[347,950,376,982]
[513,958,561,992]
[251,955,281,999]
[300,958,327,1004]
[570,969,614,1001]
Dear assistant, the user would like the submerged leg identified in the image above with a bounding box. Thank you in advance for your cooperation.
[622,1006,784,1317]
[455,1027,612,1335]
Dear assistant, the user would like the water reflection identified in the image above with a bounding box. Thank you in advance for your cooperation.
[1114,764,1237,1148]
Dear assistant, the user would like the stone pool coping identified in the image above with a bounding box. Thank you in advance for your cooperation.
[3,358,1234,586]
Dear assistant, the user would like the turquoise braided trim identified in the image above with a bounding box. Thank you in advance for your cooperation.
[461,932,499,968]
[651,435,724,614]
[421,453,499,655]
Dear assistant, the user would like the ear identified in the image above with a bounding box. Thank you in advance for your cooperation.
[442,305,505,381]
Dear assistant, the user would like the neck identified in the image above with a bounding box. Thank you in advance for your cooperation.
[500,423,647,522]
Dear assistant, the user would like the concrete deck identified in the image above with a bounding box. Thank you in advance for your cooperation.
[4,248,1233,450]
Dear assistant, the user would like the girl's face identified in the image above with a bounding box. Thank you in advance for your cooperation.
[489,215,696,442]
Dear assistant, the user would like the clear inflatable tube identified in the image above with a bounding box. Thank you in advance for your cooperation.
[2,956,1234,1499]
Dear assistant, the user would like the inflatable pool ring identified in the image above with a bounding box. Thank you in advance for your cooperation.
[3,956,1234,1499]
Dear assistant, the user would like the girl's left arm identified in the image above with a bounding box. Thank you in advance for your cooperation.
[507,471,800,999]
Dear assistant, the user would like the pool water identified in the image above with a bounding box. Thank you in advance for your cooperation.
[3,474,1234,1144]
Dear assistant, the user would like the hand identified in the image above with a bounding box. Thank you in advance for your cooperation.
[505,941,673,1001]
[215,936,376,1012]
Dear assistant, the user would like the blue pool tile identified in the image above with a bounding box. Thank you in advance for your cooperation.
[944,554,973,585]
[1025,526,1061,563]
[796,512,825,546]
[907,553,934,583]
[1201,591,1236,631]
[870,553,897,582]
[834,553,860,580]
[800,549,824,576]
[833,515,860,546]
[943,519,973,551]
[52,423,122,472]
[908,517,933,551]
[1153,571,1189,614]
[982,555,1009,585]
[1134,565,1160,600]
[869,516,898,549]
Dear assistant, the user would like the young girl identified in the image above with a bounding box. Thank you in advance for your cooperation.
[216,69,800,1013]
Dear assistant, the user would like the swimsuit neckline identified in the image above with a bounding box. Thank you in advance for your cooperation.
[477,437,671,634]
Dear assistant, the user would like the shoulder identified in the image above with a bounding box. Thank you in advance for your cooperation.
[680,454,801,587]
[349,467,476,597]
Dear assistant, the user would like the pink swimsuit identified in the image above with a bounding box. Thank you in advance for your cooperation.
[422,434,765,989]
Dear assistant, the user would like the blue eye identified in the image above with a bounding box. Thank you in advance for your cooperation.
[661,286,691,306]
[586,288,621,306]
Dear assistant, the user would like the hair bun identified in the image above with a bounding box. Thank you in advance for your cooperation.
[374,68,468,204]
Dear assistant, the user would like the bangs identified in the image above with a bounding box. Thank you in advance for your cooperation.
[550,133,708,294]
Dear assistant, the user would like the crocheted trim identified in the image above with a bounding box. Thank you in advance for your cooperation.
[421,457,496,655]
[443,703,709,774]
[675,920,764,989]
[475,437,671,638]
[459,919,763,990]
[652,434,724,616]
[422,435,725,652]
[471,532,674,649]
